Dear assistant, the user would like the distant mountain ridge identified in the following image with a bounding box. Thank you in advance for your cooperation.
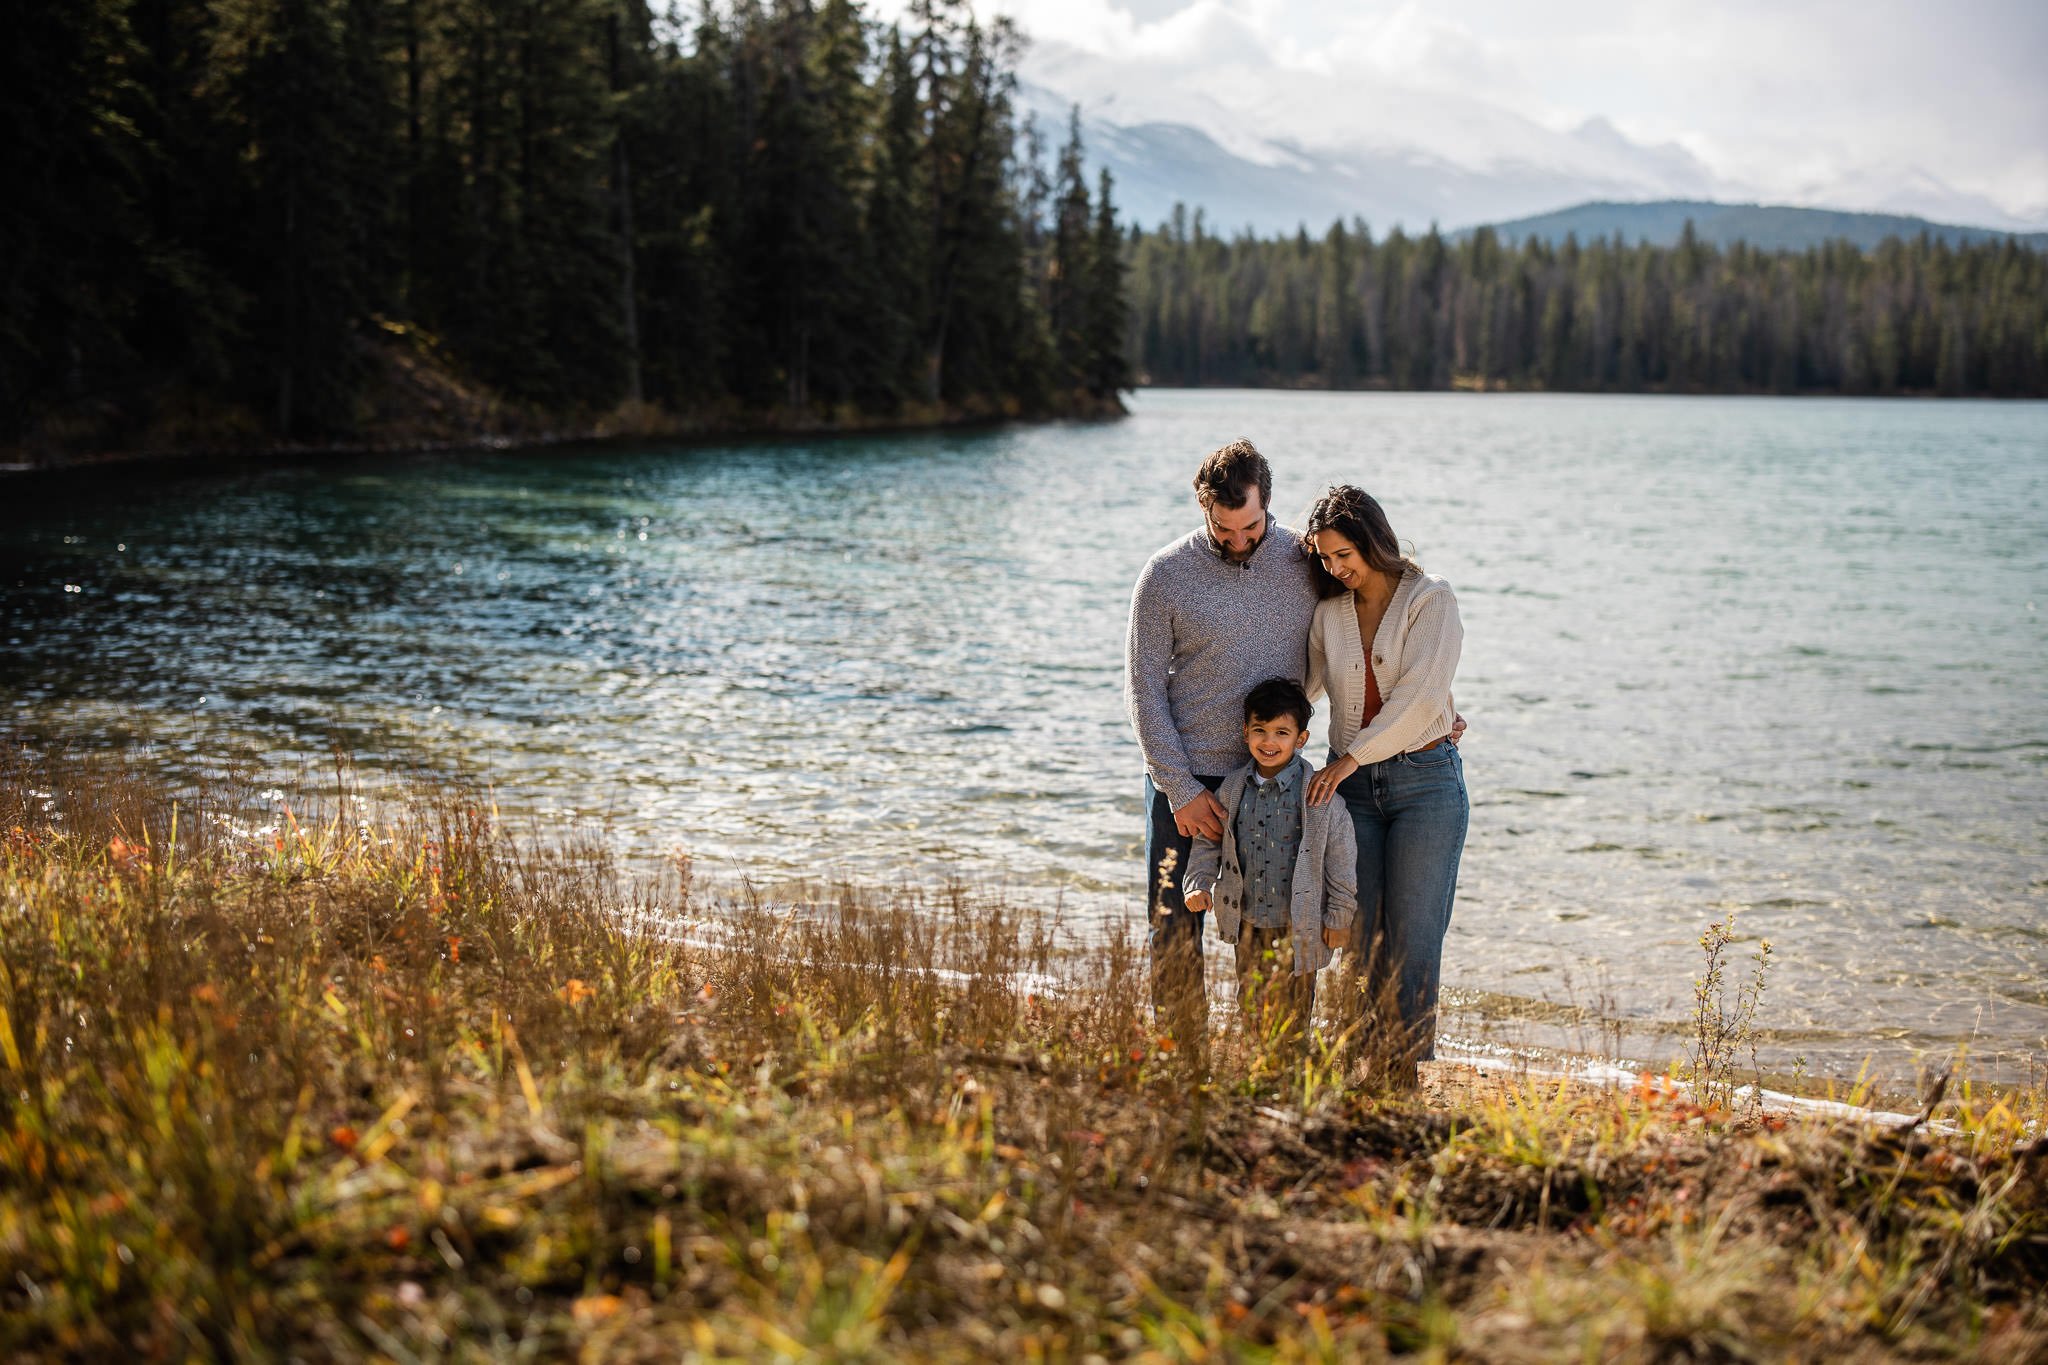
[1017,47,2048,246]
[1458,201,2048,253]
[1017,76,1740,240]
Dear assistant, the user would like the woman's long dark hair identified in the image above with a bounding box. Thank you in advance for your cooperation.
[1302,485,1418,599]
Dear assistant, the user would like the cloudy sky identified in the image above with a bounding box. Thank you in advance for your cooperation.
[869,0,2048,228]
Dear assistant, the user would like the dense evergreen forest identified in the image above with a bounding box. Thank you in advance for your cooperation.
[12,2,2044,459]
[5,0,1129,453]
[1125,210,2048,396]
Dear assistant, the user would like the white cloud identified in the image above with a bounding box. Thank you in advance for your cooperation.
[867,0,2048,226]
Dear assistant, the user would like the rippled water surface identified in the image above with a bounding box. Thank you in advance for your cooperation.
[4,392,2044,1080]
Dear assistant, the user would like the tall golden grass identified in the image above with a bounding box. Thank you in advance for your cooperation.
[1,742,2043,1360]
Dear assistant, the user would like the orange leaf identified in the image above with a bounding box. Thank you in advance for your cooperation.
[330,1125,359,1152]
[573,1294,624,1327]
[385,1225,411,1251]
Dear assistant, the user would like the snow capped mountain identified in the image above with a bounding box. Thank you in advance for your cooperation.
[1014,38,1735,234]
[1014,38,2045,238]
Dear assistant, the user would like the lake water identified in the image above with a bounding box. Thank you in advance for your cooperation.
[4,391,2045,1083]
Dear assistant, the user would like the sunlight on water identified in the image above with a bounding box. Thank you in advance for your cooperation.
[3,392,2045,1081]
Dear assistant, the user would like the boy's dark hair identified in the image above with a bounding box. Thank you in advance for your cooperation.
[1244,677,1312,731]
[1193,438,1273,511]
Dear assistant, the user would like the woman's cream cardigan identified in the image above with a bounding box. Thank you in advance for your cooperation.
[1306,569,1463,766]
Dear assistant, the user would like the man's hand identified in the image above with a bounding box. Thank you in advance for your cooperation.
[1322,926,1348,951]
[1172,788,1226,841]
[1184,889,1213,913]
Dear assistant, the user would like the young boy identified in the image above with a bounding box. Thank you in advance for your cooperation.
[1182,678,1359,1037]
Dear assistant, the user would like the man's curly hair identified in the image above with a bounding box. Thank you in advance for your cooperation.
[1193,438,1272,511]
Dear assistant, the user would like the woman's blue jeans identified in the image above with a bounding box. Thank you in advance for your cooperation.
[1332,744,1468,1063]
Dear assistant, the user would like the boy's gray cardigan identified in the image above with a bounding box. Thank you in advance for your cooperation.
[1183,758,1360,975]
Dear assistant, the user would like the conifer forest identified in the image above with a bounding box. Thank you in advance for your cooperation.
[8,1,2046,459]
[6,0,1130,448]
[1125,212,2048,397]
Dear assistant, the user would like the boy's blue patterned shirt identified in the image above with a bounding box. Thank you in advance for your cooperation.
[1234,756,1304,929]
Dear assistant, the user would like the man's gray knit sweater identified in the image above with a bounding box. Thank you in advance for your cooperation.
[1125,520,1320,811]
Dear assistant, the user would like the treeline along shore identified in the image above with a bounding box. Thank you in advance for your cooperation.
[12,6,2047,469]
[7,1,1129,463]
[1126,211,2048,396]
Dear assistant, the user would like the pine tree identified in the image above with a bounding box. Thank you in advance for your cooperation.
[1048,105,1092,391]
[232,0,372,434]
[863,28,929,408]
[606,0,653,406]
[1,0,148,432]
[912,3,1033,404]
[1083,167,1131,403]
[629,5,737,407]
[1315,221,1356,385]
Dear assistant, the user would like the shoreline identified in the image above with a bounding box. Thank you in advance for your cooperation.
[0,729,2022,1096]
[1126,378,2048,400]
[16,383,2044,475]
[0,399,1127,478]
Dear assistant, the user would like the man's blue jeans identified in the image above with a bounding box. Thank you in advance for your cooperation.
[1144,772,1225,1030]
[1332,744,1468,1063]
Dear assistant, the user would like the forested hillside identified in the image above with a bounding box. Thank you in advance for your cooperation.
[14,1,2040,461]
[1462,200,2048,255]
[1127,212,2048,396]
[4,0,1129,456]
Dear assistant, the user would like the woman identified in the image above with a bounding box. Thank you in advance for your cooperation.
[1300,485,1467,1082]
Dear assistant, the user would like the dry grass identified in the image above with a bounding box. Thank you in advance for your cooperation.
[1,742,2044,1361]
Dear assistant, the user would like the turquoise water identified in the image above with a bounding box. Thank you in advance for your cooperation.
[4,392,2044,1080]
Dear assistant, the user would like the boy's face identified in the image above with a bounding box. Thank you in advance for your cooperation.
[1243,711,1309,778]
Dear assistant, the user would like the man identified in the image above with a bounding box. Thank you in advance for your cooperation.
[1124,439,1319,1031]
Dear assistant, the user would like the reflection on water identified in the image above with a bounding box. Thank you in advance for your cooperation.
[4,392,2045,1082]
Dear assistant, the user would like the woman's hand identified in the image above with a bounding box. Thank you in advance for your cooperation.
[1307,754,1358,806]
